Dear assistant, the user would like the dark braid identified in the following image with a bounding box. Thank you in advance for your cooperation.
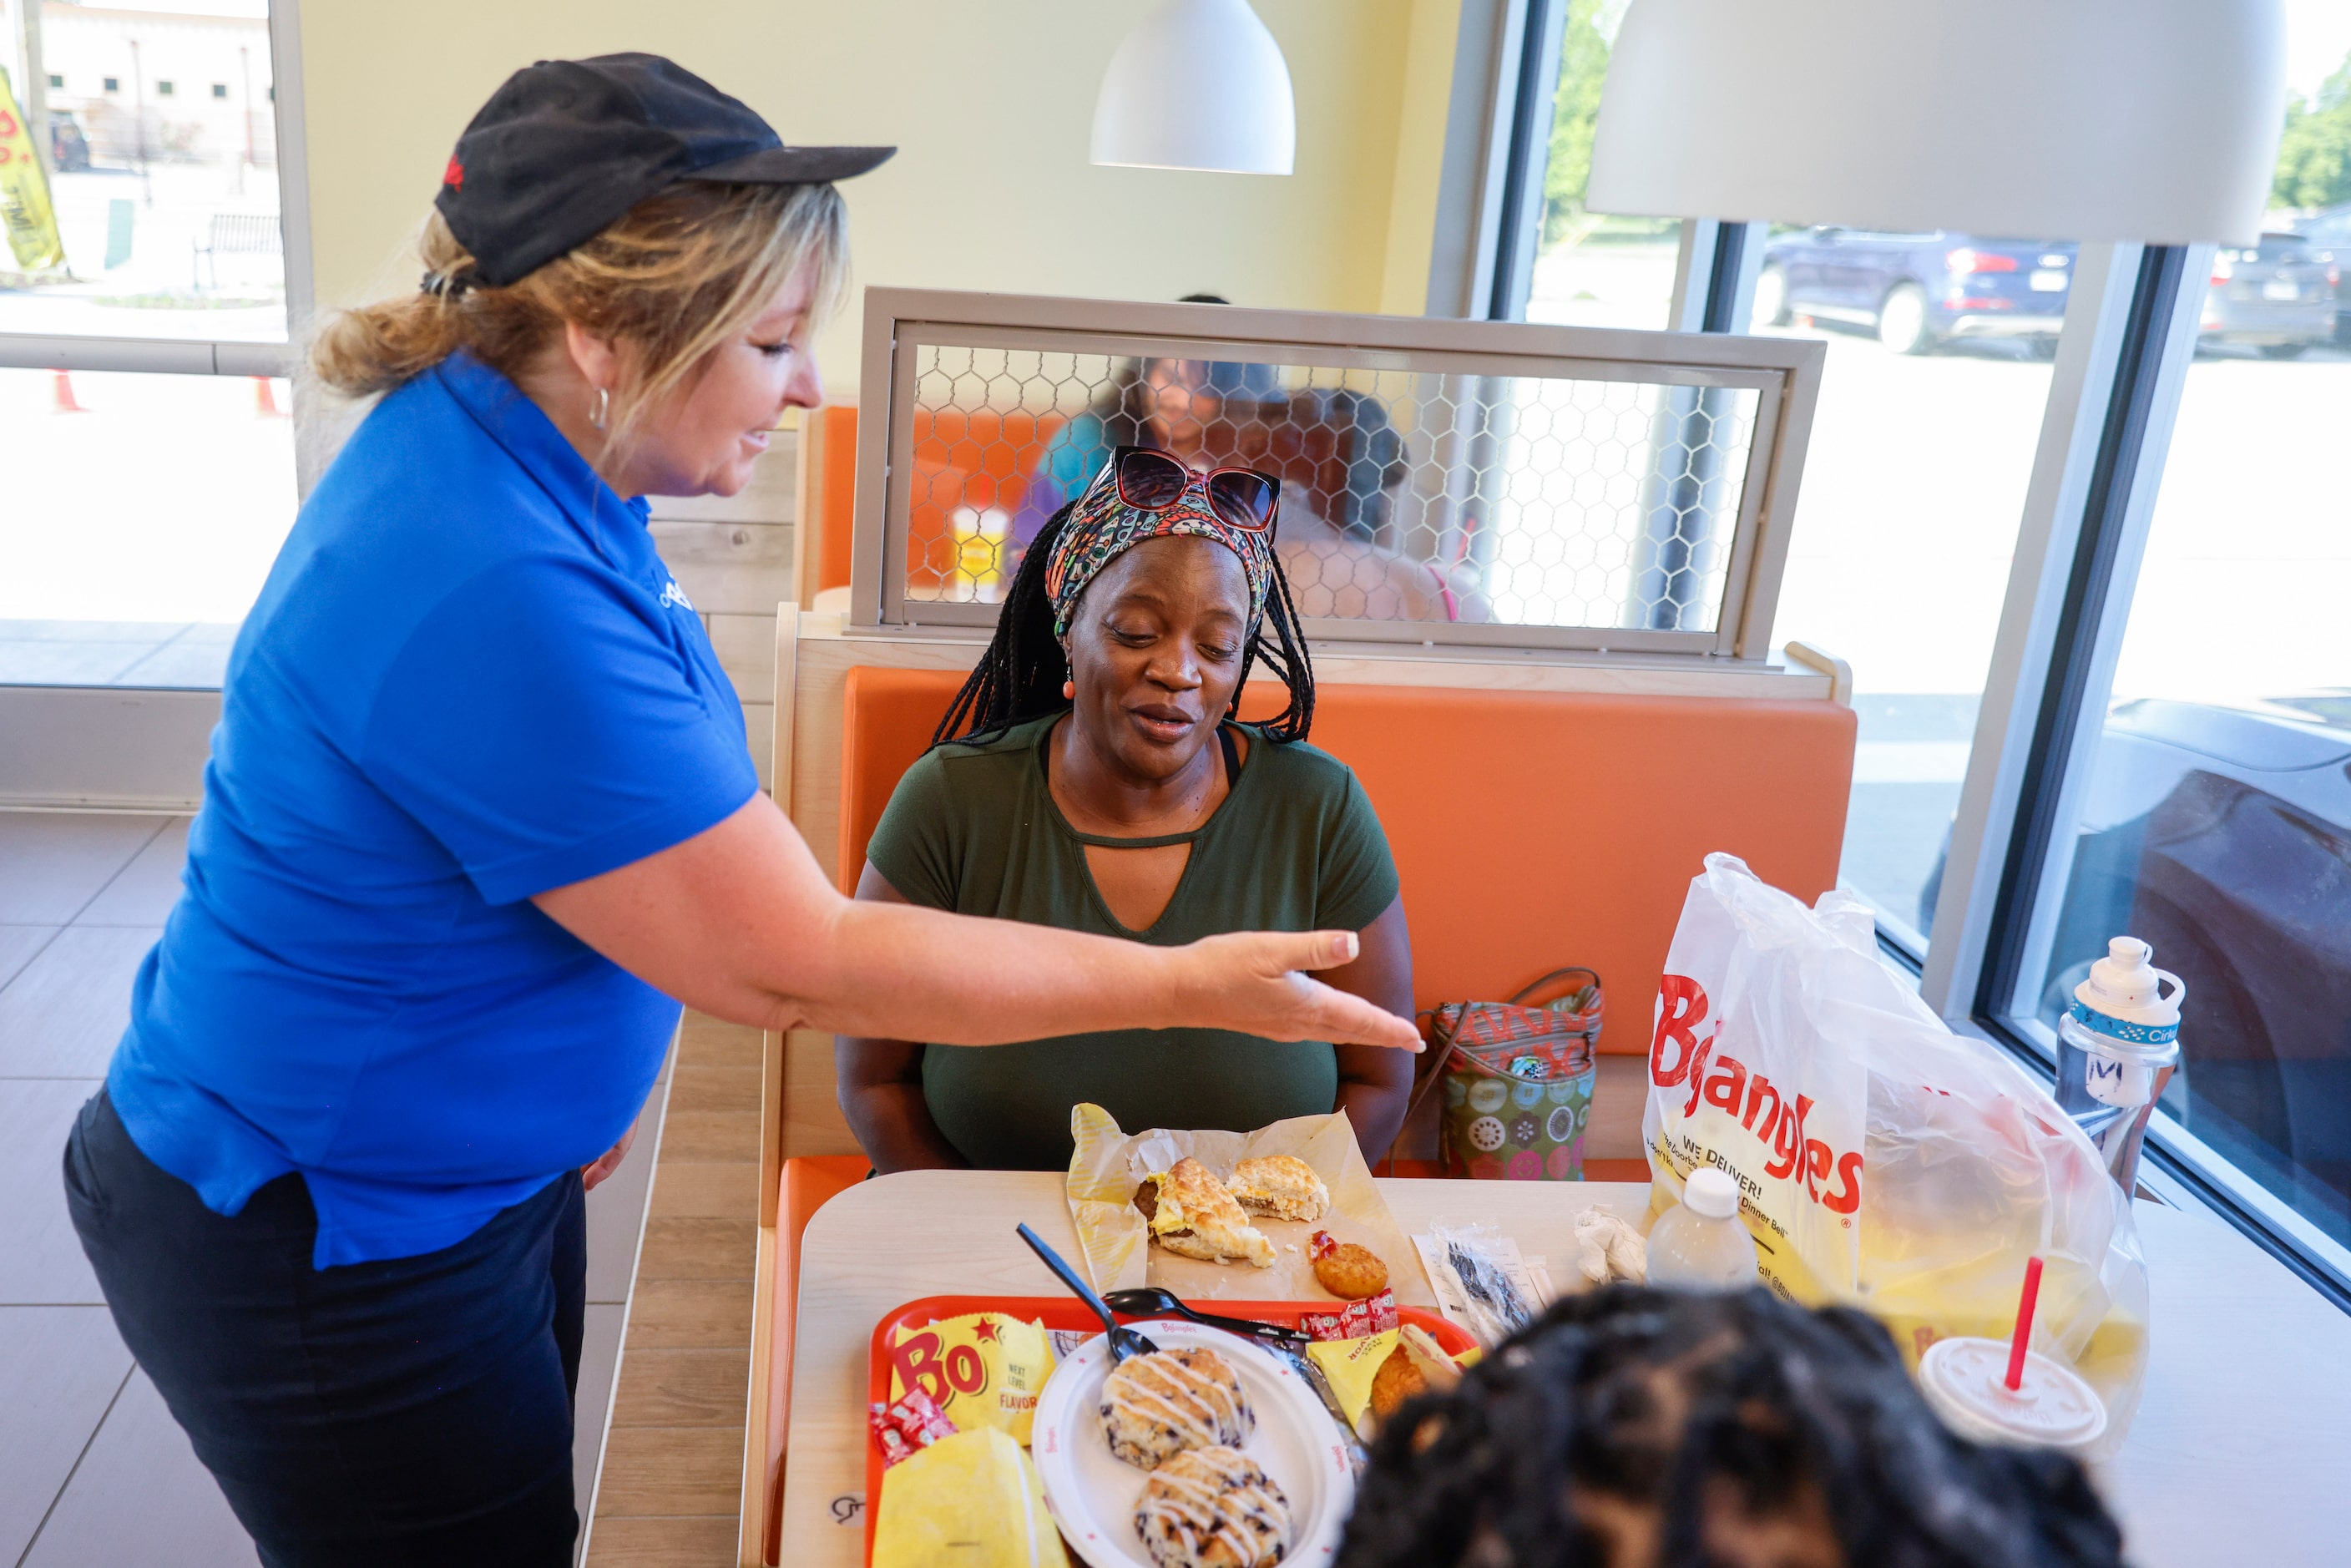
[1337,1287,2123,1568]
[931,498,1318,748]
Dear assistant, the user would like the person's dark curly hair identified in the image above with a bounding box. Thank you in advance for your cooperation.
[1338,1287,2123,1568]
[931,498,1317,748]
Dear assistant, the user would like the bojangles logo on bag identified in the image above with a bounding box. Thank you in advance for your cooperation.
[1650,974,1864,1215]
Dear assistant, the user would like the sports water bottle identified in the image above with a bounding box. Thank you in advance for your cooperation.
[1646,1166,1761,1288]
[2054,937,2183,1195]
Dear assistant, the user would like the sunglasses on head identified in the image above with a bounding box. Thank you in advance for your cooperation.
[1090,446,1281,534]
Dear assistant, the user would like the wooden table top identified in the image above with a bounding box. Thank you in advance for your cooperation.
[780,1171,2351,1567]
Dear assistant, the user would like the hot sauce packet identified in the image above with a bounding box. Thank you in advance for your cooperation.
[868,1388,957,1469]
[1299,1287,1399,1342]
[887,1313,1057,1445]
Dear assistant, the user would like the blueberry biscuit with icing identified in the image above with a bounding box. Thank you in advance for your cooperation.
[1099,1345,1254,1469]
[1135,1445,1292,1568]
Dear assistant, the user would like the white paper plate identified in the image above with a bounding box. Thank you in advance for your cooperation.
[1031,1321,1353,1568]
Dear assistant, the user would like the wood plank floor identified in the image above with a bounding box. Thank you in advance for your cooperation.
[585,1012,765,1566]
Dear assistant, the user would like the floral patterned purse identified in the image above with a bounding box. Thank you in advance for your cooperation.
[1410,969,1603,1181]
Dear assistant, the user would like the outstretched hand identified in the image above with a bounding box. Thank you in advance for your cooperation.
[1178,930,1423,1051]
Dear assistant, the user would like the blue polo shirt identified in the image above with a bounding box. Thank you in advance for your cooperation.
[105,352,761,1268]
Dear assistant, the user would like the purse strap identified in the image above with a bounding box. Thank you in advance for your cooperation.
[1506,966,1601,1009]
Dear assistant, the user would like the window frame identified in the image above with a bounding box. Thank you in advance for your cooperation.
[0,0,314,380]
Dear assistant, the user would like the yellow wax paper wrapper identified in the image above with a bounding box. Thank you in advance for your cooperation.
[873,1427,1069,1568]
[1064,1104,1435,1307]
[887,1313,1056,1444]
[1306,1323,1476,1434]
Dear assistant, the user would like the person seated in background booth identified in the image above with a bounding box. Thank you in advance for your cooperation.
[1267,387,1489,625]
[1337,1287,2124,1568]
[1008,295,1286,553]
[839,447,1414,1171]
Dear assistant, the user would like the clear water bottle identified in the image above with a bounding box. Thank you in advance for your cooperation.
[2054,937,2183,1195]
[1647,1166,1760,1288]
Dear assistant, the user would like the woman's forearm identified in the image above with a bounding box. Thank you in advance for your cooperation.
[1337,1075,1412,1164]
[535,795,1418,1052]
[834,1053,968,1173]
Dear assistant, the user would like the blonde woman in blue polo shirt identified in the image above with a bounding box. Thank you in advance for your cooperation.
[59,56,1416,1568]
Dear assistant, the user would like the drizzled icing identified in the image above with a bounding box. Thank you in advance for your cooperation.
[1100,1348,1254,1469]
[1135,1446,1292,1568]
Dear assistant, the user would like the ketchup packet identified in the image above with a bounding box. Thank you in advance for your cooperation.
[869,1387,957,1468]
[1299,1287,1398,1342]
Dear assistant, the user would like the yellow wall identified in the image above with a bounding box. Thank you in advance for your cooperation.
[297,0,1460,393]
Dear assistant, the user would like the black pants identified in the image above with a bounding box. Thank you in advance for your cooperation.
[63,1090,586,1567]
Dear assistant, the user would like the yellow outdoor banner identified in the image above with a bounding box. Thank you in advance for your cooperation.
[0,69,66,272]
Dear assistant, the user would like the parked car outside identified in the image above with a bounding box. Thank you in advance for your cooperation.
[1920,695,2351,1239]
[2200,233,2337,358]
[2281,203,2351,344]
[1753,228,2075,355]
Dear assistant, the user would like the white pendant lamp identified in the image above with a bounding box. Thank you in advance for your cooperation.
[1587,0,2288,245]
[1091,0,1297,175]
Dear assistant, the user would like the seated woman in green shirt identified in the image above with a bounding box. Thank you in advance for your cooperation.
[838,447,1414,1171]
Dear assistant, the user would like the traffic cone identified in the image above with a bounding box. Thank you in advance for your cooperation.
[53,371,88,413]
[253,377,286,417]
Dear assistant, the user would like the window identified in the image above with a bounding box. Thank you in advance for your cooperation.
[1748,225,2078,953]
[1,2,305,692]
[2003,246,2351,1265]
[1509,0,1679,329]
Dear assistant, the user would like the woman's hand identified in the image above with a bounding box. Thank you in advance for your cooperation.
[582,1116,639,1191]
[1170,929,1421,1052]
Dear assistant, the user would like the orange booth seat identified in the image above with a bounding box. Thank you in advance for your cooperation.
[833,665,1858,1032]
[756,666,1855,1558]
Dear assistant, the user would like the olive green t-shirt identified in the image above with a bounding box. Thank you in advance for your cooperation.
[863,714,1400,1171]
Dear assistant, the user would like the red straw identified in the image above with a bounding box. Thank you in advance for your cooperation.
[2005,1256,2045,1392]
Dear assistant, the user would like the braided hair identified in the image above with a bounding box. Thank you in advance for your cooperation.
[931,498,1317,749]
[1338,1287,2123,1568]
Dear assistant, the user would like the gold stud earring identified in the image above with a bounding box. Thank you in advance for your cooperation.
[1062,680,1075,700]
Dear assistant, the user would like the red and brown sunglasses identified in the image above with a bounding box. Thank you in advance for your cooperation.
[1087,446,1282,534]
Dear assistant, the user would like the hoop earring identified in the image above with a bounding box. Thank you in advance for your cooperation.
[589,387,609,432]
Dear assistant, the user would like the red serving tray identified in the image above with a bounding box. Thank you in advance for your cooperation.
[862,1294,1474,1562]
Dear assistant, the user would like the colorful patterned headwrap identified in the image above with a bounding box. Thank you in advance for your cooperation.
[1045,462,1277,638]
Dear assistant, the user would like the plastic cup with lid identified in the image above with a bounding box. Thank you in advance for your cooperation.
[1918,1336,2108,1456]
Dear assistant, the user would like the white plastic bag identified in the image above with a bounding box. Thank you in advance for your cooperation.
[1643,853,2149,1456]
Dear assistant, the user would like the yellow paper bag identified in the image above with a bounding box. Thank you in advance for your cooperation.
[873,1428,1069,1568]
[887,1313,1056,1445]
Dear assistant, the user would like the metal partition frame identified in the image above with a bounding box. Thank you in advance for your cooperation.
[847,289,1825,661]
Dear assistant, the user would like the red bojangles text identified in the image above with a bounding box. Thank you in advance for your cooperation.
[1650,974,1863,1214]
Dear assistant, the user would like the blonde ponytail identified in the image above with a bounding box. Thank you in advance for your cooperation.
[309,181,848,473]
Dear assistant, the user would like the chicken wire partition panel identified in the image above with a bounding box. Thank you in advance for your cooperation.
[847,291,1824,659]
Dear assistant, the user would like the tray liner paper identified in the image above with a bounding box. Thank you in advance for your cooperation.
[1064,1103,1436,1307]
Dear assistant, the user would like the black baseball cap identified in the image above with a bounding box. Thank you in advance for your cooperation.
[435,53,894,287]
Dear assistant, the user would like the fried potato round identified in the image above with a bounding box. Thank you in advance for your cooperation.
[1311,1240,1389,1300]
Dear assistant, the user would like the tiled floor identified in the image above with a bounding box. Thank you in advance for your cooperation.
[0,623,237,690]
[0,811,662,1566]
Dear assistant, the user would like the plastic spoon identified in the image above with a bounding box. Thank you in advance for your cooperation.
[1100,1287,1315,1349]
[1015,1222,1157,1363]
